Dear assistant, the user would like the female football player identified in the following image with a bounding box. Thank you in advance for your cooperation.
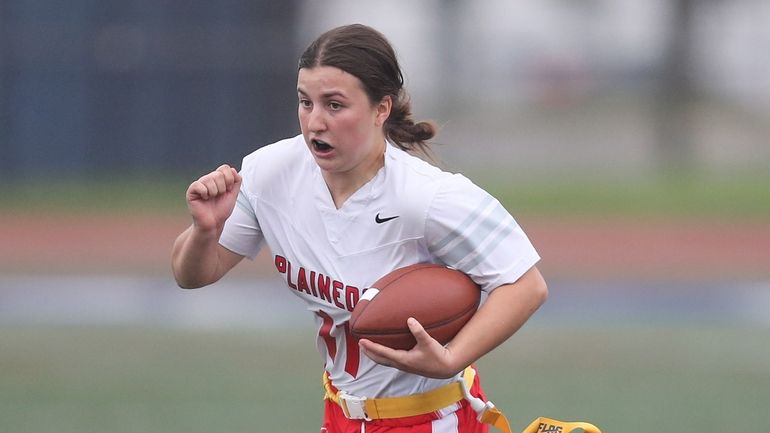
[172,24,547,433]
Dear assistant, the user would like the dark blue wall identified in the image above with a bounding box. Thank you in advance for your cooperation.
[0,0,300,179]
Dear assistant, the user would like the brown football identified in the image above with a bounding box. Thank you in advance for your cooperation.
[350,263,481,350]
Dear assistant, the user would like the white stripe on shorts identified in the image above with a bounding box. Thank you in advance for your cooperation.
[431,411,460,433]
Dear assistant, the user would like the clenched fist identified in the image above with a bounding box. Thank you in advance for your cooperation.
[186,164,242,233]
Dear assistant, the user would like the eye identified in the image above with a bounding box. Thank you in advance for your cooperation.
[328,101,343,111]
[299,99,312,109]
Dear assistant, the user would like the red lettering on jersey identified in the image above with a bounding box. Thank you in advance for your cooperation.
[344,286,359,312]
[309,271,319,297]
[274,255,359,313]
[297,267,311,295]
[317,274,332,303]
[274,255,287,273]
[331,280,345,309]
[286,260,297,290]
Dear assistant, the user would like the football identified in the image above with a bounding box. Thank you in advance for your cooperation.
[350,263,481,350]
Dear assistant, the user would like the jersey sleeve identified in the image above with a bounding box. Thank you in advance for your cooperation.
[219,177,265,259]
[425,174,540,293]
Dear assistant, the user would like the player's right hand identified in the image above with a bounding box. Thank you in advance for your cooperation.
[185,164,242,233]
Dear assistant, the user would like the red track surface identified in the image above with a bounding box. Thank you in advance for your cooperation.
[1,213,768,281]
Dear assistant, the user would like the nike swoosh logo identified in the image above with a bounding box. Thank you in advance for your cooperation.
[375,213,400,224]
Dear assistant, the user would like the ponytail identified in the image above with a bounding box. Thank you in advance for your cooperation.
[385,91,436,155]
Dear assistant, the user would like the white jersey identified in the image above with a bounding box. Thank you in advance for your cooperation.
[219,134,540,399]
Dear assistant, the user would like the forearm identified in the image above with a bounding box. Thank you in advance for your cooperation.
[445,267,548,373]
[171,225,226,288]
[358,266,548,379]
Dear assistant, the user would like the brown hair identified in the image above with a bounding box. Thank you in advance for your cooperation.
[298,24,436,154]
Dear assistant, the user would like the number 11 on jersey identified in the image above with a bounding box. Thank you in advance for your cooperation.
[317,311,361,378]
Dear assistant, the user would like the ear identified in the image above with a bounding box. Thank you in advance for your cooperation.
[374,95,392,127]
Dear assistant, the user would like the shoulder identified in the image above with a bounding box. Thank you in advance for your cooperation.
[387,147,505,239]
[386,145,451,196]
[241,134,308,172]
[383,145,473,231]
[385,145,481,209]
[241,135,313,181]
[241,135,314,196]
[387,145,445,178]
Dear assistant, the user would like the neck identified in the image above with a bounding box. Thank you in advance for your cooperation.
[323,144,386,209]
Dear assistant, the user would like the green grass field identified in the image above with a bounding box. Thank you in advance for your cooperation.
[4,170,770,220]
[3,171,767,433]
[473,170,770,221]
[1,323,767,433]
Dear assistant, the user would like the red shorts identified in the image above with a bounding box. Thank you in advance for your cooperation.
[320,372,490,433]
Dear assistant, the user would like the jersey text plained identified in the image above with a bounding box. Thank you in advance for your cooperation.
[274,255,360,312]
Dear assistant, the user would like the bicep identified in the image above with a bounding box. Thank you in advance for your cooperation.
[488,266,548,307]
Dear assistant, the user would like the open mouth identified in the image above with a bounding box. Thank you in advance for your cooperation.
[312,139,333,153]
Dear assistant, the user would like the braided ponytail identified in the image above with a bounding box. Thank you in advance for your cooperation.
[385,91,436,154]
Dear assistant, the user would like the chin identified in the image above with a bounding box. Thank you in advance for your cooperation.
[311,156,341,173]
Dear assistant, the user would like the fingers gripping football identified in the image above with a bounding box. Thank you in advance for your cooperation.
[359,317,458,379]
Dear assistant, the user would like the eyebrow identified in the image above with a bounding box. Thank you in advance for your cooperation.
[297,88,348,100]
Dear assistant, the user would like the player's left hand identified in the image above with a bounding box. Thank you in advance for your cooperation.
[359,317,461,379]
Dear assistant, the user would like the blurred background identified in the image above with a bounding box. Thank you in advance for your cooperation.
[1,1,769,432]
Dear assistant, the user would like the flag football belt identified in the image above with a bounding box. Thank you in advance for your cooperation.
[322,366,602,433]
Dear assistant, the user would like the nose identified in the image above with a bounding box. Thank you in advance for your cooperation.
[305,107,327,133]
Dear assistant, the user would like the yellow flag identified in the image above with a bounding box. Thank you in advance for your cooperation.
[521,416,602,433]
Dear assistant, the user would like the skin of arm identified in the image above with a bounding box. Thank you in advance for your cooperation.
[172,164,245,288]
[358,266,548,379]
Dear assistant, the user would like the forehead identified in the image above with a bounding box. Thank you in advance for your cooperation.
[297,66,365,96]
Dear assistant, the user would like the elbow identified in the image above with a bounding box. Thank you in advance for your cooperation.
[528,266,548,307]
[536,278,548,307]
[171,255,215,289]
[172,266,210,290]
[173,274,199,290]
[175,279,204,290]
[174,276,215,290]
